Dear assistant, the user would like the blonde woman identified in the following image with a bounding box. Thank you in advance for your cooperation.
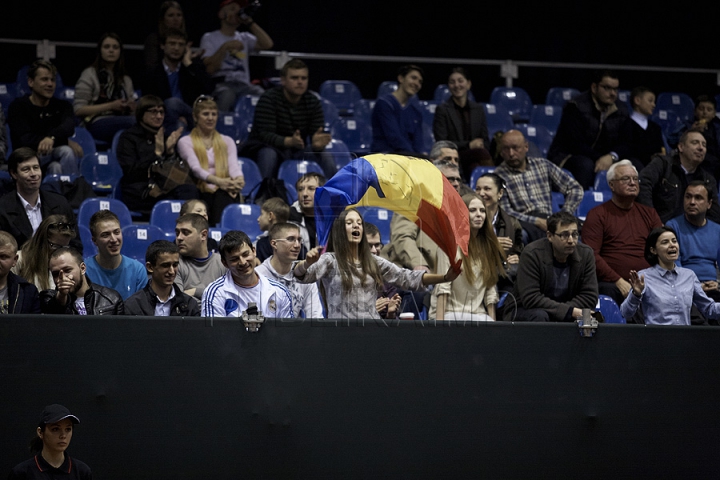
[177,96,244,225]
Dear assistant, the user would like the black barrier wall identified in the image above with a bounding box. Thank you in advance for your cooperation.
[1,316,719,479]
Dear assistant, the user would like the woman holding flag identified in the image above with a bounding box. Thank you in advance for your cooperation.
[293,208,460,319]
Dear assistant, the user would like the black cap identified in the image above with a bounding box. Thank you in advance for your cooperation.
[40,404,80,425]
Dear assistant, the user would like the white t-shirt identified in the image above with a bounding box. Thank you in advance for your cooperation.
[200,30,257,84]
[201,271,293,318]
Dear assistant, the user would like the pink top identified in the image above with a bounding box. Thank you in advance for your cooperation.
[177,134,243,189]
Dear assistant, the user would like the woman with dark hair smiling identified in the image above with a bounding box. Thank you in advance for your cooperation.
[621,226,720,325]
[8,404,92,479]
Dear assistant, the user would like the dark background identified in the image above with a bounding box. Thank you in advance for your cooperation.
[2,2,718,104]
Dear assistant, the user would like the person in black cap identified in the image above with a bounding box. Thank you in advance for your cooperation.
[8,404,92,479]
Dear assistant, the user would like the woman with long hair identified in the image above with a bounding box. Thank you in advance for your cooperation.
[74,32,136,144]
[15,215,76,292]
[144,0,187,69]
[177,95,245,226]
[435,193,506,321]
[293,208,459,319]
[8,404,91,479]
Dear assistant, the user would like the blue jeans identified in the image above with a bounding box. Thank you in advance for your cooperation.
[163,97,194,132]
[40,146,79,175]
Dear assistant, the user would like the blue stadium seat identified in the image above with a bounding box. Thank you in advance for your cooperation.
[5,124,12,157]
[79,151,123,197]
[576,190,610,219]
[332,117,372,154]
[121,224,167,263]
[551,192,565,213]
[421,123,434,154]
[220,203,263,240]
[651,109,685,145]
[321,138,354,173]
[433,84,476,104]
[233,94,259,119]
[376,81,397,98]
[71,127,97,157]
[110,129,125,153]
[355,99,374,126]
[530,104,563,136]
[490,87,533,123]
[419,100,438,126]
[656,92,695,124]
[215,112,244,142]
[617,90,633,111]
[321,97,340,132]
[481,103,514,136]
[56,87,75,102]
[593,171,611,192]
[597,294,626,324]
[208,227,229,247]
[150,200,185,239]
[356,206,392,244]
[545,87,580,106]
[319,80,363,116]
[239,157,262,198]
[469,166,495,190]
[0,83,16,115]
[78,197,133,230]
[278,160,324,188]
[78,224,97,257]
[514,124,553,158]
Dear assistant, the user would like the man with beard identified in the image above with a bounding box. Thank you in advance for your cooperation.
[40,246,124,315]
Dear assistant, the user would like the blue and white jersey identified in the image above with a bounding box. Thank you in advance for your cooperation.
[201,270,293,318]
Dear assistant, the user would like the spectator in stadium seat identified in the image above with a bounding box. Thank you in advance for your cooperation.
[548,69,630,189]
[681,95,720,179]
[255,222,322,318]
[624,86,665,168]
[371,64,426,156]
[293,208,458,319]
[200,0,274,112]
[255,196,294,262]
[124,240,200,316]
[0,148,76,249]
[429,140,460,166]
[7,60,79,175]
[494,130,583,243]
[0,231,40,314]
[638,129,720,224]
[666,181,720,303]
[174,213,226,301]
[581,160,661,312]
[84,210,148,300]
[621,226,720,326]
[289,172,326,252]
[433,67,492,180]
[503,211,598,322]
[73,32,137,145]
[241,59,333,179]
[144,1,187,70]
[40,246,124,315]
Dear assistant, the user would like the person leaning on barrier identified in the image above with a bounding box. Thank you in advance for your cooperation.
[40,246,124,315]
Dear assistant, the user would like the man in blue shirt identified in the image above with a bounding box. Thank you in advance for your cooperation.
[371,64,426,155]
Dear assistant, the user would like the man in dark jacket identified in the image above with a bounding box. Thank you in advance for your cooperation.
[548,69,630,189]
[40,247,124,315]
[0,231,40,314]
[125,240,199,316]
[638,129,720,224]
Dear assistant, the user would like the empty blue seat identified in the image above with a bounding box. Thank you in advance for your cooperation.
[651,109,685,145]
[321,138,354,173]
[278,160,324,188]
[617,90,633,111]
[0,83,16,115]
[320,97,340,132]
[150,200,185,239]
[78,224,97,257]
[576,190,609,219]
[545,87,580,106]
[216,112,244,142]
[110,129,125,153]
[220,203,263,240]
[597,294,626,324]
[419,100,438,126]
[319,80,363,116]
[656,92,695,124]
[79,151,123,196]
[514,124,553,158]
[121,224,167,263]
[78,197,133,230]
[239,157,262,198]
[469,166,496,190]
[530,104,563,136]
[593,171,611,192]
[490,87,533,123]
[481,103,514,136]
[208,227,229,247]
[233,94,259,119]
[332,117,372,154]
[356,206,392,244]
[71,127,97,157]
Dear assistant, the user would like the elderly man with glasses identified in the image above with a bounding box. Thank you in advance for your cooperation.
[581,160,662,314]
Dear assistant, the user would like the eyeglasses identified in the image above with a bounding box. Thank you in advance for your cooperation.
[146,108,165,116]
[552,231,579,241]
[275,236,301,245]
[48,222,76,232]
[613,176,640,184]
[193,95,214,108]
[597,84,619,92]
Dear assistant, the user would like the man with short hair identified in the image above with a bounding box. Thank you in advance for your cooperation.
[548,69,630,189]
[504,211,598,322]
[494,129,583,242]
[40,246,124,315]
[582,160,662,309]
[202,230,293,318]
[0,231,40,314]
[255,223,322,318]
[242,59,333,178]
[429,140,459,166]
[125,240,200,316]
[638,129,720,223]
[666,181,720,302]
[0,148,76,248]
[289,172,326,252]
[371,64,425,155]
[174,213,226,300]
[200,0,274,111]
[84,210,148,300]
[7,60,79,175]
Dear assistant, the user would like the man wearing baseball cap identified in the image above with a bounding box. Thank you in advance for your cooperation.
[200,0,274,111]
[8,404,92,479]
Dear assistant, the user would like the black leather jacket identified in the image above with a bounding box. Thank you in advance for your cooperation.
[124,282,200,316]
[39,277,124,315]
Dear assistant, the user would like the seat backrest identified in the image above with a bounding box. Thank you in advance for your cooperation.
[597,294,626,324]
[481,103,514,136]
[78,224,98,257]
[319,80,363,111]
[321,97,340,131]
[216,112,242,141]
[490,87,533,122]
[376,81,398,98]
[469,166,496,190]
[277,160,325,188]
[71,127,97,157]
[79,152,123,195]
[78,197,133,230]
[220,203,262,240]
[238,157,263,197]
[332,118,372,153]
[545,87,580,106]
[530,104,563,136]
[656,92,695,124]
[0,83,16,116]
[150,200,185,235]
[322,138,354,173]
[576,190,609,219]
[234,94,260,118]
[355,206,392,245]
[514,124,553,158]
[593,170,611,192]
[110,129,125,153]
[121,224,167,262]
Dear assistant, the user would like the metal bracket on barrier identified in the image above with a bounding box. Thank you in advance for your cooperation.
[241,302,265,332]
[576,308,598,338]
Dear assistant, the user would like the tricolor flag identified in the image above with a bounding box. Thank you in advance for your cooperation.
[314,154,469,269]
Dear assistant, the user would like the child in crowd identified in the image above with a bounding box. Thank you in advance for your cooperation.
[255,197,305,262]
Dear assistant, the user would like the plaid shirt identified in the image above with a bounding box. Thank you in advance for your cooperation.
[495,157,584,224]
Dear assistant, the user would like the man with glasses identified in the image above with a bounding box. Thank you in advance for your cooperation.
[503,211,598,322]
[582,160,661,312]
[548,69,630,189]
[255,223,322,318]
[495,130,583,242]
[116,95,198,216]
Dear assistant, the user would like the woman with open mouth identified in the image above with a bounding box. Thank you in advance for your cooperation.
[621,226,720,325]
